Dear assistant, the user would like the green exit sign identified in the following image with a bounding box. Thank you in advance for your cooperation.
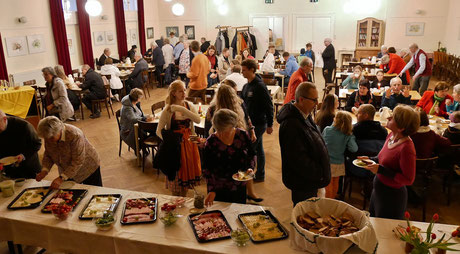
[265,0,273,3]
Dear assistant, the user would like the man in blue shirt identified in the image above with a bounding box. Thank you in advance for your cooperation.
[279,52,299,85]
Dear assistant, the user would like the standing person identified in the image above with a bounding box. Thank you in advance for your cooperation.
[169,31,178,47]
[162,38,175,86]
[174,34,187,60]
[261,46,276,73]
[361,105,419,219]
[279,52,299,85]
[304,43,315,66]
[380,53,410,85]
[345,79,377,113]
[200,37,210,53]
[203,109,256,206]
[284,57,313,104]
[0,110,42,179]
[100,58,123,101]
[127,53,148,92]
[78,65,106,118]
[41,67,74,121]
[36,116,102,188]
[322,111,358,199]
[177,41,194,86]
[277,82,331,206]
[241,59,274,182]
[205,45,219,87]
[218,48,231,81]
[322,38,336,84]
[54,65,80,111]
[148,42,165,87]
[315,94,339,132]
[156,81,201,196]
[187,40,210,102]
[399,43,432,95]
[381,77,412,110]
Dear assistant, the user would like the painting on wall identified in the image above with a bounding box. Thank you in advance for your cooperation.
[406,22,425,36]
[166,26,179,37]
[146,27,154,39]
[5,36,28,57]
[185,25,195,40]
[129,28,138,47]
[67,33,76,55]
[106,31,115,45]
[93,31,106,45]
[26,34,46,54]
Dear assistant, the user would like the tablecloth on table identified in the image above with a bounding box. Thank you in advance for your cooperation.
[0,86,35,118]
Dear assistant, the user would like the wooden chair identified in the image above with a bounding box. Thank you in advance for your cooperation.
[151,101,166,116]
[101,74,112,101]
[137,121,161,173]
[91,84,114,118]
[115,110,124,156]
[414,156,438,222]
[433,144,460,206]
[142,70,151,98]
[23,79,44,118]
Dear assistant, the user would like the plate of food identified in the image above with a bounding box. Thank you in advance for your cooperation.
[238,210,289,243]
[41,189,88,213]
[7,187,52,210]
[188,135,201,144]
[79,194,122,220]
[121,198,157,225]
[0,156,18,166]
[352,159,376,168]
[232,171,254,182]
[188,210,232,243]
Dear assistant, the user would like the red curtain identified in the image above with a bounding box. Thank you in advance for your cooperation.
[49,0,72,75]
[76,0,94,68]
[0,33,8,80]
[114,0,127,59]
[137,0,146,54]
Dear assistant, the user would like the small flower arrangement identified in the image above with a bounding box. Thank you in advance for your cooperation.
[398,212,459,254]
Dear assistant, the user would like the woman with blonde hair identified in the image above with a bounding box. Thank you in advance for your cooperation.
[54,65,80,111]
[342,65,364,90]
[322,111,358,198]
[156,80,201,196]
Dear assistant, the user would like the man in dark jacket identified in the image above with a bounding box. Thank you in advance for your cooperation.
[241,59,274,182]
[79,65,106,118]
[381,77,412,109]
[127,45,137,62]
[0,110,42,179]
[97,48,120,68]
[127,53,148,92]
[147,42,165,87]
[277,82,331,206]
[322,38,335,83]
[200,37,210,53]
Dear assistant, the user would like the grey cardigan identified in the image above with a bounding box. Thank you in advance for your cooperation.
[49,77,74,121]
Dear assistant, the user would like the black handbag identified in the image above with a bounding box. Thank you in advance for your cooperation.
[153,129,183,181]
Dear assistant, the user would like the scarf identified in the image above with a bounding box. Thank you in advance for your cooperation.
[429,94,445,115]
[354,92,373,108]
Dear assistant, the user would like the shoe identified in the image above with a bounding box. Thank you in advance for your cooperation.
[247,196,264,202]
[90,112,101,119]
[67,117,76,121]
[114,94,120,101]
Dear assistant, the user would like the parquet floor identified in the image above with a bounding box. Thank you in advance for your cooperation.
[1,69,459,254]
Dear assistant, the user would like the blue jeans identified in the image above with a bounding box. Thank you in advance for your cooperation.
[253,124,267,180]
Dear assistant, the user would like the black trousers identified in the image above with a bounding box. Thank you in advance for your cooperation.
[214,185,246,204]
[291,189,317,207]
[80,167,103,187]
[369,176,407,220]
[323,68,334,83]
[82,93,104,113]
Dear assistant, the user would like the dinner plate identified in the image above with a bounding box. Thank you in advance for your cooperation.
[0,156,17,166]
[352,159,376,168]
[232,172,254,182]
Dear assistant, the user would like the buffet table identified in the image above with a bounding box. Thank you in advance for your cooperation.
[1,180,459,254]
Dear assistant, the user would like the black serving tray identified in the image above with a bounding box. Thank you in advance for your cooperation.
[238,210,289,243]
[7,187,52,210]
[120,197,157,225]
[188,210,232,243]
[41,189,88,213]
[78,194,122,220]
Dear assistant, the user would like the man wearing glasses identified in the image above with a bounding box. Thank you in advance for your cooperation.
[277,82,331,206]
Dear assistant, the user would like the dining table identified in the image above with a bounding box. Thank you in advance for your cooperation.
[338,88,422,107]
[1,179,459,254]
[0,86,36,119]
[256,70,285,95]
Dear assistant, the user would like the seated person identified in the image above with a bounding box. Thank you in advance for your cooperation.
[224,64,248,92]
[342,65,364,89]
[443,111,460,144]
[381,77,412,109]
[446,84,460,115]
[371,70,390,88]
[315,94,338,133]
[42,67,74,121]
[416,81,453,118]
[127,53,148,92]
[345,79,377,113]
[55,65,80,111]
[98,48,120,67]
[127,45,137,63]
[0,110,42,179]
[380,53,411,85]
[279,52,299,85]
[100,58,123,101]
[261,45,276,73]
[78,64,106,118]
[410,110,451,158]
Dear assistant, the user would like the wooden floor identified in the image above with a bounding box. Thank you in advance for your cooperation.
[2,69,459,254]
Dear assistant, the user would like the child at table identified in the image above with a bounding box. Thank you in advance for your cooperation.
[322,111,358,199]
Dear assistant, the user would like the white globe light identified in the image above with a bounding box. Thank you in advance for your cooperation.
[85,0,102,17]
[164,0,172,2]
[213,0,224,5]
[172,3,184,16]
[218,4,228,15]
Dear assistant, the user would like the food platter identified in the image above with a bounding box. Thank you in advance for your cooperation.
[0,156,17,166]
[352,159,376,168]
[238,210,288,243]
[7,187,52,210]
[232,171,254,182]
[41,189,88,213]
[79,194,122,220]
[121,198,157,225]
[188,210,232,243]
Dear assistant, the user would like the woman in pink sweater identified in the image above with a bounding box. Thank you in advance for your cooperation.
[359,105,420,219]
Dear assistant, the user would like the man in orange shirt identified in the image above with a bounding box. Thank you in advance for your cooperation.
[283,57,313,104]
[187,40,210,102]
[380,53,411,85]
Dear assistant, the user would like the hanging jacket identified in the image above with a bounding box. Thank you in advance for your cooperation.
[214,31,223,55]
[231,32,238,57]
[222,30,229,48]
[249,33,257,58]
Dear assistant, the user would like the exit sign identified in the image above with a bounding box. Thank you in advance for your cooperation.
[265,0,273,3]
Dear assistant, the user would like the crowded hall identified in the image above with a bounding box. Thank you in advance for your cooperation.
[2,0,460,253]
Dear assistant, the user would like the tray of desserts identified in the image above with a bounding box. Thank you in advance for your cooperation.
[238,210,289,243]
[7,187,52,210]
[120,198,157,225]
[188,210,232,243]
[79,194,122,220]
[41,189,88,213]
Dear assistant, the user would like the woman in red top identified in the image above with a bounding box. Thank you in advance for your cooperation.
[380,53,410,85]
[205,45,219,87]
[241,48,255,60]
[416,82,453,118]
[360,105,419,219]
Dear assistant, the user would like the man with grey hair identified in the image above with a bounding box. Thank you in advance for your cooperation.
[127,52,148,92]
[446,84,460,114]
[399,43,432,95]
[277,82,331,206]
[97,48,119,67]
[378,45,388,58]
[322,38,335,83]
[162,38,175,85]
[381,77,412,109]
[284,57,313,104]
[77,64,106,118]
[0,109,42,179]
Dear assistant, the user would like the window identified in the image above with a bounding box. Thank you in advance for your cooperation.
[61,0,77,12]
[123,0,138,11]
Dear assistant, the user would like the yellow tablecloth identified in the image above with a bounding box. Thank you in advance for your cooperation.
[0,86,35,118]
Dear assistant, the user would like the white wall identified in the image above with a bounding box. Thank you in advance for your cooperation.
[444,0,460,55]
[144,0,160,47]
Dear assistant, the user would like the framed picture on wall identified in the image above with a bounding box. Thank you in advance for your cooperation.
[166,26,179,37]
[185,25,195,40]
[67,33,76,55]
[106,31,115,45]
[5,36,28,57]
[147,27,154,39]
[93,31,106,45]
[26,34,46,54]
[406,22,425,36]
[129,29,138,47]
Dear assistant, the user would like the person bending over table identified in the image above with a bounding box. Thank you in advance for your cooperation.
[156,80,201,197]
[345,79,377,113]
[97,48,120,67]
[380,53,410,85]
[203,109,256,206]
[399,43,432,95]
[370,70,390,88]
[446,84,460,116]
[381,77,412,110]
[416,81,453,118]
[314,94,339,133]
[0,110,42,179]
[78,64,106,119]
[36,116,102,189]
[360,105,419,219]
[342,65,364,90]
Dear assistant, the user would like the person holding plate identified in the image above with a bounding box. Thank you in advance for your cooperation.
[203,109,256,206]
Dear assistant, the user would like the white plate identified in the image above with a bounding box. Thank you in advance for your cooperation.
[352,159,376,168]
[0,156,17,166]
[232,172,254,182]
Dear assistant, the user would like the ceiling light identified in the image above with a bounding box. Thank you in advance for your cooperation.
[164,0,172,2]
[218,4,228,15]
[172,3,184,16]
[85,0,102,17]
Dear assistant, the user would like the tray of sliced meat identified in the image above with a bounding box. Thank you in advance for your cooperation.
[188,210,232,243]
[121,198,157,225]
